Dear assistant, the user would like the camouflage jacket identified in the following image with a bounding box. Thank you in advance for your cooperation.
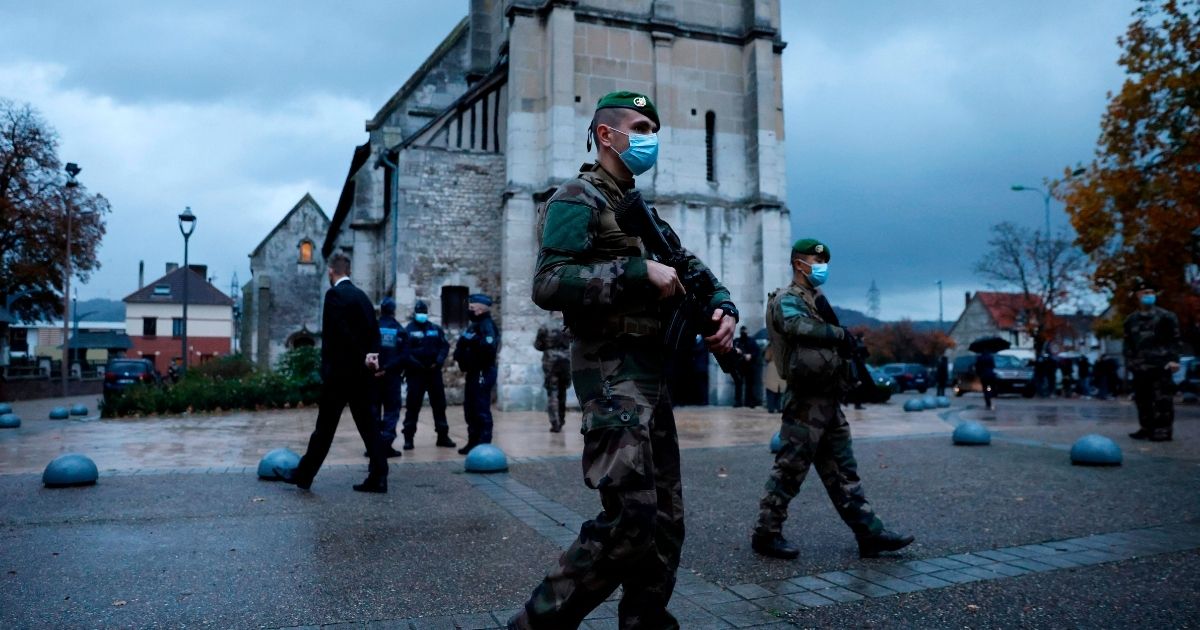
[1123,306,1181,372]
[532,162,732,336]
[766,280,848,396]
[535,325,571,369]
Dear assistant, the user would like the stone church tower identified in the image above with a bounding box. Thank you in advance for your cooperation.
[323,0,791,409]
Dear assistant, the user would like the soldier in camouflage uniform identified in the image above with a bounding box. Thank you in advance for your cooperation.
[509,91,738,630]
[535,313,572,432]
[752,238,914,560]
[1124,278,1182,442]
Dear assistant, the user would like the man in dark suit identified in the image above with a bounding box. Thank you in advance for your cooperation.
[279,252,389,493]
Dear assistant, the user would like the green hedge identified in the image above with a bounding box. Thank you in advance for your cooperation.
[101,348,323,418]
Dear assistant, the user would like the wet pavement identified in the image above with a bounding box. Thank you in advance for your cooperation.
[1,393,1197,627]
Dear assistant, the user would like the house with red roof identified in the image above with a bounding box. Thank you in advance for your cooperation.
[947,291,1056,358]
[123,263,234,373]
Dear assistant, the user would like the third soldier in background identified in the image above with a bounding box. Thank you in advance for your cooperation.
[535,312,572,432]
[1124,278,1182,442]
[753,238,914,560]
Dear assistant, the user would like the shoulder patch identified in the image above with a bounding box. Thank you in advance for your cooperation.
[779,294,810,321]
[541,200,594,255]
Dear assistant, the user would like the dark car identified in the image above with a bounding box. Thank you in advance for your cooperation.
[880,363,930,393]
[864,366,895,403]
[103,358,160,401]
[953,354,1035,398]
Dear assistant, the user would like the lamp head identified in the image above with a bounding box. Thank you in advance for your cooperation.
[178,206,197,237]
[1010,185,1026,191]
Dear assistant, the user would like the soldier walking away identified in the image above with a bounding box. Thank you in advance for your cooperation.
[1124,278,1182,441]
[401,300,456,450]
[368,297,406,457]
[535,313,572,432]
[509,91,738,629]
[276,252,389,493]
[752,238,913,561]
[454,294,499,454]
[732,326,759,407]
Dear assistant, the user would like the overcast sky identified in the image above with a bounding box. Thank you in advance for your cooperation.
[0,1,1134,321]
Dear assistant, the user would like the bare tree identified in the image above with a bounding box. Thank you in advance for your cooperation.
[973,221,1091,354]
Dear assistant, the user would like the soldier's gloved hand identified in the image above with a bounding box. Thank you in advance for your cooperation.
[646,260,685,299]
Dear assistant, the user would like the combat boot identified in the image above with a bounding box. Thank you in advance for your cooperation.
[435,434,457,448]
[857,529,915,558]
[751,533,800,559]
[1129,429,1151,440]
[403,438,415,450]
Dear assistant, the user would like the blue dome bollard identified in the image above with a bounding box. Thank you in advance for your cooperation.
[69,404,88,416]
[935,396,951,408]
[1070,434,1122,466]
[921,396,937,409]
[903,398,924,412]
[257,448,301,480]
[952,421,992,445]
[769,431,783,454]
[0,403,11,415]
[0,413,20,428]
[464,444,509,473]
[43,453,99,488]
[48,407,69,420]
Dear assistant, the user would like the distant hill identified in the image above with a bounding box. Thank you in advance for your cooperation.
[74,298,125,322]
[833,306,944,333]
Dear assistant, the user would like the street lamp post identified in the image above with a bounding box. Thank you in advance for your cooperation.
[1010,184,1051,239]
[935,280,944,331]
[178,207,197,375]
[61,162,81,397]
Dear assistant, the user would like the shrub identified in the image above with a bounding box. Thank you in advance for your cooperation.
[100,348,324,418]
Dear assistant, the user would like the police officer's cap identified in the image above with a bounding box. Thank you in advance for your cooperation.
[414,300,429,314]
[1133,277,1157,293]
[380,297,396,314]
[792,238,831,262]
[595,91,660,128]
[468,293,493,306]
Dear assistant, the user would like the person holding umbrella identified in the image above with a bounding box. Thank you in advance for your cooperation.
[969,336,1009,410]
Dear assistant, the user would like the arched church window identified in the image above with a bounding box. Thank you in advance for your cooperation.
[299,240,314,264]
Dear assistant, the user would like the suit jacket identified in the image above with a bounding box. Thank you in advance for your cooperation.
[320,279,381,383]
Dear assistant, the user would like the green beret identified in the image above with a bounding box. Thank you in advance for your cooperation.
[792,238,830,261]
[595,90,660,128]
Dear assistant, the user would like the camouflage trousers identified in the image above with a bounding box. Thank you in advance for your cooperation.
[544,358,572,429]
[511,335,683,630]
[756,395,883,538]
[1133,368,1175,436]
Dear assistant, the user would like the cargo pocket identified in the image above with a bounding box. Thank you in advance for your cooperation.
[580,395,654,491]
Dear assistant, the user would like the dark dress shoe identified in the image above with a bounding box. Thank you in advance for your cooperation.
[1129,429,1151,440]
[435,435,457,448]
[858,529,915,558]
[364,448,404,458]
[352,480,387,493]
[403,439,415,450]
[274,467,311,490]
[1149,430,1173,442]
[457,443,476,455]
[751,533,799,559]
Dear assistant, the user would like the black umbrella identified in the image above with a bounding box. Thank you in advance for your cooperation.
[969,336,1011,354]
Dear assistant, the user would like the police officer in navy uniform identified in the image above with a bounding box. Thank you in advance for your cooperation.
[369,297,406,457]
[454,293,499,454]
[401,300,456,450]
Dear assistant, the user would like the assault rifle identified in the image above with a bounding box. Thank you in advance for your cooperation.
[612,190,740,374]
[814,294,879,404]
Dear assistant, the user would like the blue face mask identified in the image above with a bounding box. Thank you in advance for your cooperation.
[1140,294,1156,306]
[608,127,659,175]
[415,313,429,323]
[804,261,829,287]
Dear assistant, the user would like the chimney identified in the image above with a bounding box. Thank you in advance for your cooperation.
[965,292,972,309]
[189,264,207,279]
[166,262,179,274]
[138,260,144,289]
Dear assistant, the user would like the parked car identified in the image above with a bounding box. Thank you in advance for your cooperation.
[103,358,160,401]
[864,366,895,403]
[880,363,930,393]
[952,354,1035,398]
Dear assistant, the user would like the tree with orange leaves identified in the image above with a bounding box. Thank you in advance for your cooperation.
[1057,0,1199,348]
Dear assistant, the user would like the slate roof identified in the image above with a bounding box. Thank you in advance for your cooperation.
[64,330,133,350]
[123,267,234,306]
